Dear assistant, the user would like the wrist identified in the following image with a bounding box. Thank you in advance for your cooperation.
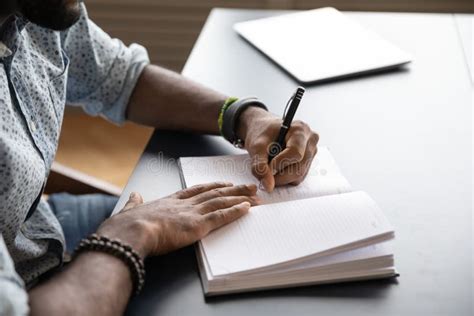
[220,97,268,146]
[96,219,153,260]
[236,106,270,141]
[74,234,146,296]
[218,97,239,135]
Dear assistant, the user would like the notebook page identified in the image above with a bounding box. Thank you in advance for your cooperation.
[258,241,394,275]
[180,147,351,204]
[201,191,393,276]
[206,241,394,280]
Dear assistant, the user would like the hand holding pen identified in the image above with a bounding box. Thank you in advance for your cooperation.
[237,86,319,192]
[268,87,306,162]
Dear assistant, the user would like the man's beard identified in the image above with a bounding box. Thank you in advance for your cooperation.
[17,0,81,31]
[0,0,16,17]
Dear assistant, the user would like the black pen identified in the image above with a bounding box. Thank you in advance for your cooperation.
[268,87,305,162]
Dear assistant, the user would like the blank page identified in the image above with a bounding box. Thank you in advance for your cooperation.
[201,191,393,276]
[180,147,351,204]
[258,241,394,275]
[205,241,394,280]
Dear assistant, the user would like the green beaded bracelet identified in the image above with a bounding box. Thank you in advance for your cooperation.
[218,97,239,136]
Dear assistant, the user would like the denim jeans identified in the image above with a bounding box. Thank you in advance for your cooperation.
[47,193,119,253]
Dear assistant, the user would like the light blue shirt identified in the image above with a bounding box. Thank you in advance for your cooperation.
[0,3,149,314]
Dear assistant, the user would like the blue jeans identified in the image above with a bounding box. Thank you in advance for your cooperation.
[47,193,119,253]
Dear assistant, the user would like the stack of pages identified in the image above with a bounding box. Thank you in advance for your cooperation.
[179,147,397,296]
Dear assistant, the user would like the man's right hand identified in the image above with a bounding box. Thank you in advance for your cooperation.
[96,182,259,258]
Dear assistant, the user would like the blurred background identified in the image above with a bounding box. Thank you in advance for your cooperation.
[52,0,473,195]
[86,0,473,72]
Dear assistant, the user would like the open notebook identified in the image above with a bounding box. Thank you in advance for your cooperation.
[179,147,397,296]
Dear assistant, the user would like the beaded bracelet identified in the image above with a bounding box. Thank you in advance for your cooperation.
[218,96,239,135]
[220,97,268,147]
[74,234,146,296]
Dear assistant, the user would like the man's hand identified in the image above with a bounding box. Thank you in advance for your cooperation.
[237,107,319,192]
[29,182,257,316]
[97,182,259,257]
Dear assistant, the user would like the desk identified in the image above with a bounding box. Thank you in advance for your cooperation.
[115,9,473,316]
[454,14,473,84]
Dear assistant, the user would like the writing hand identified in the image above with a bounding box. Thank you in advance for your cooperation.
[237,107,319,192]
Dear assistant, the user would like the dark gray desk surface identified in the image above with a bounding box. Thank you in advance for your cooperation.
[114,9,473,316]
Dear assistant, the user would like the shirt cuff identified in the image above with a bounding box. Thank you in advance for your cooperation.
[0,276,29,315]
[99,43,150,125]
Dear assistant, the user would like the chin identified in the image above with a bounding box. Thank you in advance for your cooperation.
[19,0,82,31]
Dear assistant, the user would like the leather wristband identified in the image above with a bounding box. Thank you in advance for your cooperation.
[221,97,268,147]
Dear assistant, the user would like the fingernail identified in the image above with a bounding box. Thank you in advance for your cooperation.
[262,178,272,192]
[241,202,251,209]
[246,183,257,190]
[272,169,278,176]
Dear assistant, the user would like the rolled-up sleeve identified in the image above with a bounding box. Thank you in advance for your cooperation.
[62,3,150,124]
[0,235,29,316]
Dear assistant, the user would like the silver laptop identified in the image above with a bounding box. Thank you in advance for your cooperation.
[234,7,412,84]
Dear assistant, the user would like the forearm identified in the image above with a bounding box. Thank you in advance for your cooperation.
[29,220,151,316]
[27,181,257,315]
[29,252,133,316]
[126,65,226,134]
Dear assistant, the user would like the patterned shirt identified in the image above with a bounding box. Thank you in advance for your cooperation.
[0,3,149,314]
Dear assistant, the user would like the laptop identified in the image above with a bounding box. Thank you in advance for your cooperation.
[234,7,412,84]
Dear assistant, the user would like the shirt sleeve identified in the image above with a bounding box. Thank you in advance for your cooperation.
[62,3,150,124]
[0,235,29,316]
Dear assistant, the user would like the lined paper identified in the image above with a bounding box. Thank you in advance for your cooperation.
[260,241,393,274]
[204,241,394,280]
[201,191,393,276]
[180,147,352,204]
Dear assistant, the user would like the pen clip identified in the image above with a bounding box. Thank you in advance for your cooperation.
[282,92,295,120]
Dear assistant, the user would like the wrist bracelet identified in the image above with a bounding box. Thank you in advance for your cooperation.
[218,97,239,135]
[74,234,146,296]
[220,97,268,148]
